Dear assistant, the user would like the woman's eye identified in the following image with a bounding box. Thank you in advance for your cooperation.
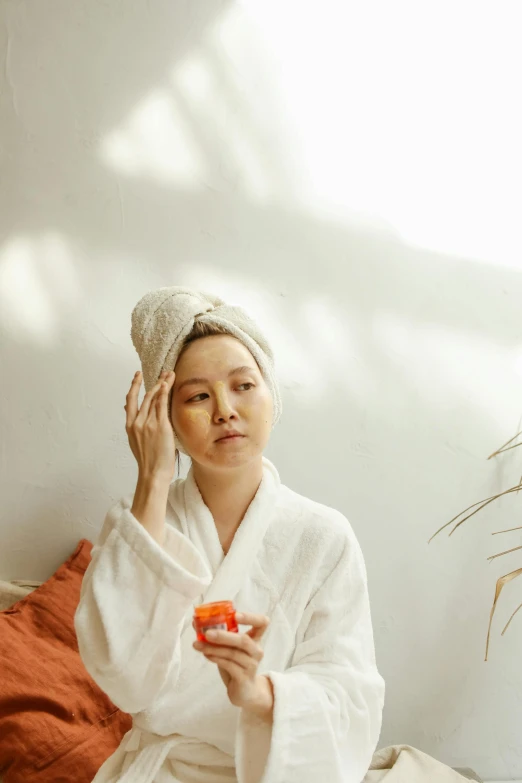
[187,384,253,402]
[189,393,208,402]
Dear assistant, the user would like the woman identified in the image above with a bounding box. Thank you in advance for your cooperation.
[74,286,385,783]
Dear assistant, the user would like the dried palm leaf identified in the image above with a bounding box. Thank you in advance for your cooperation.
[434,426,522,658]
[487,545,522,562]
[485,568,522,660]
[492,525,522,535]
[487,429,522,459]
[428,483,522,543]
[501,601,522,637]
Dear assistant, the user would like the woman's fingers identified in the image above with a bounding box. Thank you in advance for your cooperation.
[136,371,174,424]
[124,369,177,480]
[235,612,270,642]
[125,370,175,426]
[204,655,243,680]
[125,371,142,428]
[136,376,166,423]
[156,371,175,421]
[195,642,256,671]
[198,629,264,660]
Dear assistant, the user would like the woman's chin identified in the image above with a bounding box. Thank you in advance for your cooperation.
[196,448,260,470]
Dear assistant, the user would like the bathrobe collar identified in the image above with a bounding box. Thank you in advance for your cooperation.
[175,456,281,605]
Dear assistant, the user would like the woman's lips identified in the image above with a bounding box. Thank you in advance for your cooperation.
[216,434,245,442]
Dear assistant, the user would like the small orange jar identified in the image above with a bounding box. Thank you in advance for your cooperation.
[193,600,238,642]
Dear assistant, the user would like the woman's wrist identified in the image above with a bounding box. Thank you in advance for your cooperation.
[243,675,274,721]
[137,471,172,490]
[131,474,170,545]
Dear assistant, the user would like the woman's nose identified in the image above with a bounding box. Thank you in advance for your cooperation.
[214,387,235,419]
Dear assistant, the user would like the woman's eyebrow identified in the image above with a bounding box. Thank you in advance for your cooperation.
[177,366,256,391]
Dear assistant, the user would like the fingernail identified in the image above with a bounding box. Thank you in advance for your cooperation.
[205,630,218,640]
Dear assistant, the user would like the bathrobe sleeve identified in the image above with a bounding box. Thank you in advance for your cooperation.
[74,495,211,714]
[236,524,385,783]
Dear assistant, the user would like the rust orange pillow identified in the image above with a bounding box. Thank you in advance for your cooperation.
[0,539,132,783]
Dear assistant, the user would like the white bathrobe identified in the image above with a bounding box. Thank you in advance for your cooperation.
[74,457,385,783]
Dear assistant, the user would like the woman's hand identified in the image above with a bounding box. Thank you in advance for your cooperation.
[124,369,177,482]
[193,612,274,718]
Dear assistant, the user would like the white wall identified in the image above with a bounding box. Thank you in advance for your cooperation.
[1,1,522,779]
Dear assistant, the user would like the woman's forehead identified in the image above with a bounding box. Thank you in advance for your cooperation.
[176,335,256,374]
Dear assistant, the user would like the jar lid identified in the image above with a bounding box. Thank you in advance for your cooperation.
[194,600,235,619]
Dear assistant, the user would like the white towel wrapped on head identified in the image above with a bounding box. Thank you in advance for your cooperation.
[130,286,283,453]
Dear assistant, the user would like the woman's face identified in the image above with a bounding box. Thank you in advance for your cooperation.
[170,335,274,469]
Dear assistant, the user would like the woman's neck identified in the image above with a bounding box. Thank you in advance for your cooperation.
[192,458,264,554]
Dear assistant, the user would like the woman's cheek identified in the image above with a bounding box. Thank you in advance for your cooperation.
[253,388,273,420]
[183,408,211,438]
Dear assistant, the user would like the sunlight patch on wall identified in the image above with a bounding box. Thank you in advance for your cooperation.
[243,1,522,268]
[300,297,372,404]
[173,54,274,201]
[98,3,299,202]
[99,88,205,185]
[373,311,522,428]
[0,234,80,344]
[98,0,521,268]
